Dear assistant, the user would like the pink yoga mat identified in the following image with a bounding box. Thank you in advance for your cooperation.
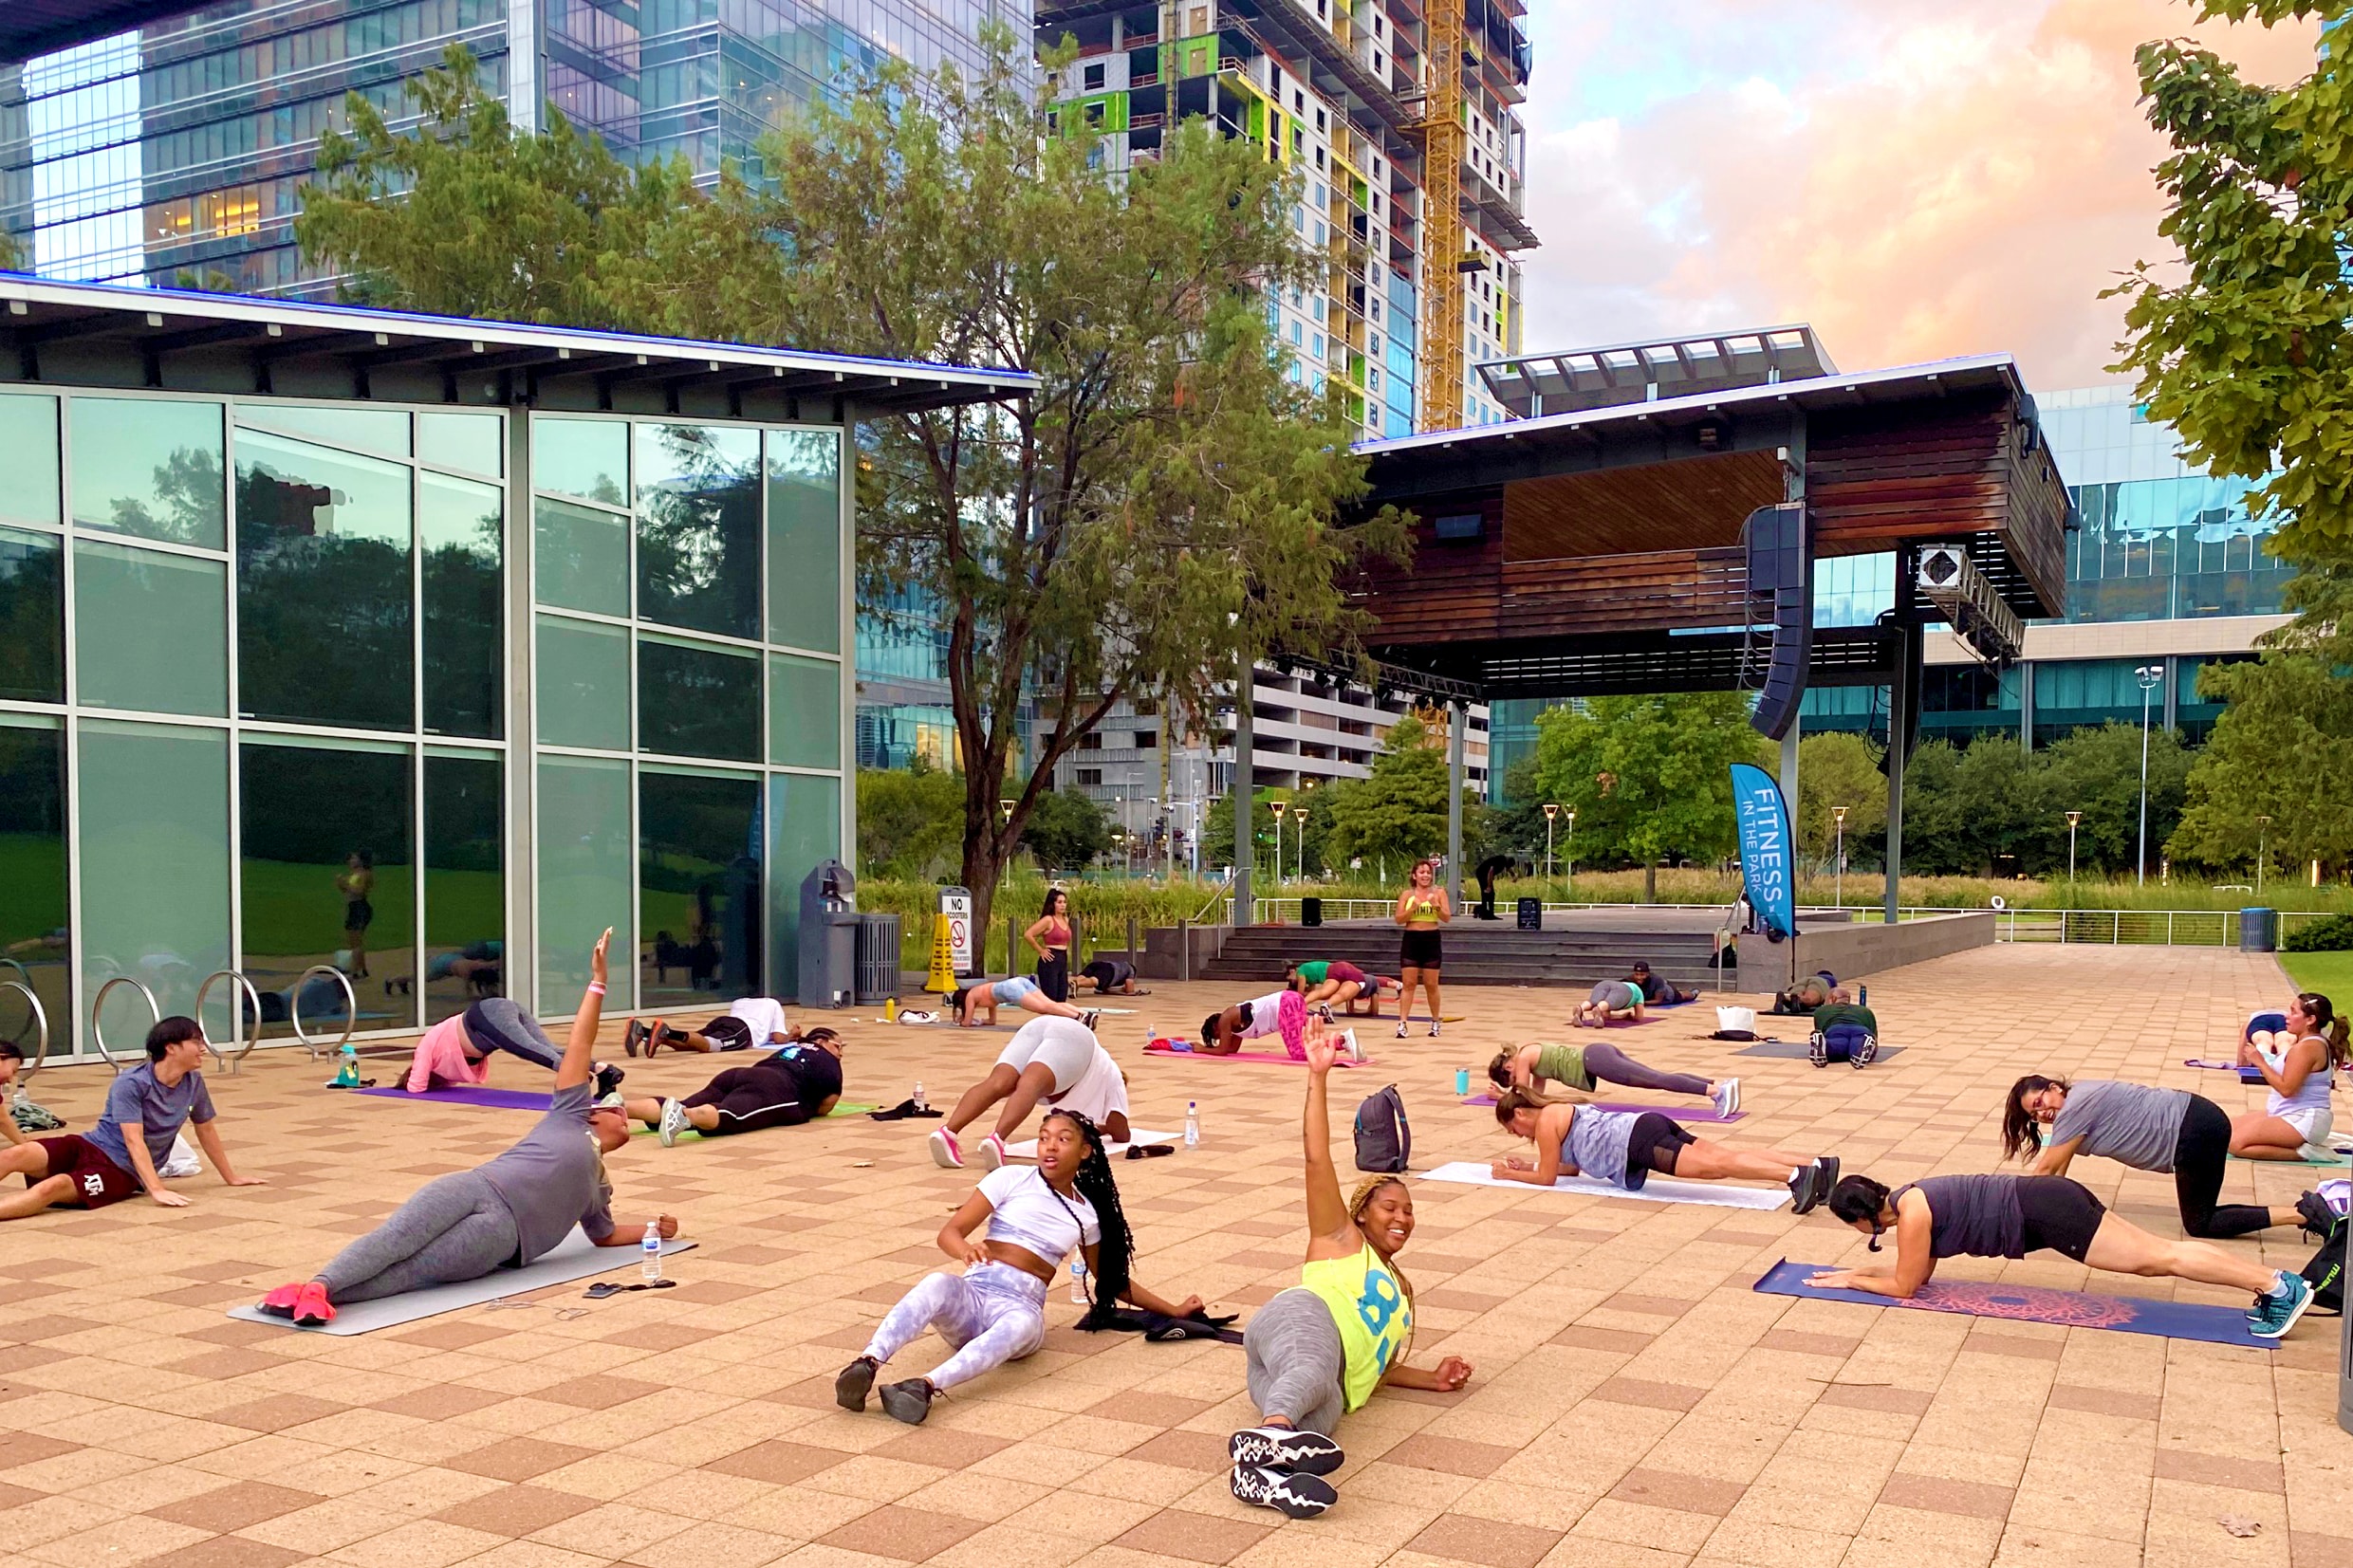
[1459,1095,1743,1121]
[356,1085,552,1110]
[1144,1045,1366,1067]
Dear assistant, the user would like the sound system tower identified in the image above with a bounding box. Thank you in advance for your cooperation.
[1743,502,1811,741]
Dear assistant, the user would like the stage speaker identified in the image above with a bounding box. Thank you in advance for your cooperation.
[1302,896,1323,928]
[1743,502,1812,742]
[1516,897,1541,931]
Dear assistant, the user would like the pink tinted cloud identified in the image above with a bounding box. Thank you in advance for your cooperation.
[1518,0,2322,388]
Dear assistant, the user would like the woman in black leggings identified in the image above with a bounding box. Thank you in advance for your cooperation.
[2003,1075,2298,1239]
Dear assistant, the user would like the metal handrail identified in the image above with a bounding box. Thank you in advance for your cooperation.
[290,965,356,1060]
[1,980,49,1086]
[194,968,265,1073]
[91,976,160,1073]
[1189,872,1236,925]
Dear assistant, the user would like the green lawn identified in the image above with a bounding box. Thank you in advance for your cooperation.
[2276,949,2353,996]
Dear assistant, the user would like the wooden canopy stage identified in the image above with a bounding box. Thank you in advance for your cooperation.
[1230,327,2070,943]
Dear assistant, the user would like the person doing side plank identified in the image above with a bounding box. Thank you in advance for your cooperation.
[928,1016,1131,1170]
[836,1109,1204,1424]
[1815,1171,2316,1338]
[1229,1021,1473,1521]
[1489,1088,1838,1211]
[2004,1075,2296,1238]
[255,931,676,1326]
[1489,1042,1739,1118]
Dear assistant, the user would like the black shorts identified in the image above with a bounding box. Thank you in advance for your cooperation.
[1623,1113,1696,1185]
[1400,931,1442,970]
[344,898,375,933]
[701,1015,754,1051]
[2015,1175,2107,1262]
[682,1065,811,1134]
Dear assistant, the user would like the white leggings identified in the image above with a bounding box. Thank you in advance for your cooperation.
[862,1262,1047,1392]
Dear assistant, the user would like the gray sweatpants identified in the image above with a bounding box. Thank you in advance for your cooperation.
[1244,1288,1347,1437]
[465,997,562,1071]
[1583,1042,1710,1098]
[316,1170,521,1302]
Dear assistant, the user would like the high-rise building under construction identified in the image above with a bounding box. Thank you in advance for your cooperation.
[1034,0,1535,437]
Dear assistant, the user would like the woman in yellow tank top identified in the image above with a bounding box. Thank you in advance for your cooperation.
[1227,1020,1473,1519]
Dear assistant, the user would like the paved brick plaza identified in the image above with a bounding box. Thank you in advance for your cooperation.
[1,944,2345,1568]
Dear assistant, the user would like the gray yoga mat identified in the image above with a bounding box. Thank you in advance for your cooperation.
[225,1232,697,1336]
[1732,1041,1905,1062]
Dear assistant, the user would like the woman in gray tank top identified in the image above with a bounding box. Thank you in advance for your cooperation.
[1488,1089,1841,1212]
[2002,1075,2293,1239]
[1811,1171,2315,1339]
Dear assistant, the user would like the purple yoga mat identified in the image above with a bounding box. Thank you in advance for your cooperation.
[355,1085,552,1111]
[1143,1046,1364,1067]
[1458,1095,1743,1122]
[1752,1259,2273,1349]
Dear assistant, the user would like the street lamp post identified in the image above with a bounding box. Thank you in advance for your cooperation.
[1832,805,1848,910]
[1566,808,1577,901]
[2257,814,2271,895]
[1542,803,1560,896]
[1293,806,1310,883]
[2135,664,2163,887]
[1269,800,1288,895]
[2066,810,2082,894]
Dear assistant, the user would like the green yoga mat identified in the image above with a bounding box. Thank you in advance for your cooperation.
[2231,1150,2349,1167]
[630,1101,877,1139]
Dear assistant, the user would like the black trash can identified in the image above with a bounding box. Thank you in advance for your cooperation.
[1516,897,1542,931]
[2241,907,2278,953]
[854,913,900,1005]
[1302,896,1323,929]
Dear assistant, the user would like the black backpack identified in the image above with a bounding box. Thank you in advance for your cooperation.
[1353,1084,1410,1173]
[2296,1193,2345,1314]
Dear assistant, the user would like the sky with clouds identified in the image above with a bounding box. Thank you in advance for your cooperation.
[1512,1,2322,392]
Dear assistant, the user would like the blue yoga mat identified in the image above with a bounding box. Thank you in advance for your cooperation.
[1751,1259,2273,1349]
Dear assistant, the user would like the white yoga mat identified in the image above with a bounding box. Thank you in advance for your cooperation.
[1005,1129,1179,1158]
[225,1232,698,1336]
[1420,1160,1790,1210]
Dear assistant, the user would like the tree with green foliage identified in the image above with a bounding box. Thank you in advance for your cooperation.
[1792,731,1887,870]
[2040,722,2194,877]
[1320,713,1457,872]
[857,762,966,880]
[2170,658,2353,876]
[1522,692,1758,899]
[295,35,1400,945]
[1202,784,1336,880]
[1021,789,1113,873]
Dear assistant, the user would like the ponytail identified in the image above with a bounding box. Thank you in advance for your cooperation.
[1046,1111,1133,1329]
[1486,1050,1514,1091]
[2299,993,2351,1070]
[2000,1074,2067,1163]
[1491,1086,1545,1129]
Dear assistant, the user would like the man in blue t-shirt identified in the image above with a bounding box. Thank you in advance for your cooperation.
[0,1016,266,1220]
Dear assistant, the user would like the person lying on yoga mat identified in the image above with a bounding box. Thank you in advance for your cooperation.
[401,993,623,1099]
[1812,1171,2315,1338]
[1204,987,1307,1058]
[623,1027,845,1144]
[838,1108,1204,1426]
[930,1015,1130,1169]
[1487,1043,1740,1117]
[1489,1088,1838,1211]
[1573,979,1643,1028]
[2005,1074,2298,1238]
[1773,970,1837,1015]
[624,995,794,1057]
[1077,957,1145,995]
[948,977,1098,1029]
[1230,1021,1471,1521]
[2234,991,2345,1161]
[0,1016,266,1221]
[1626,962,1696,1006]
[1285,959,1374,1015]
[257,931,676,1327]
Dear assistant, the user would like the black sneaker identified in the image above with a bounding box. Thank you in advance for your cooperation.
[1852,1035,1878,1068]
[835,1356,878,1411]
[879,1377,936,1425]
[593,1062,625,1098]
[1807,1032,1828,1068]
[623,1020,647,1058]
[1228,1426,1344,1475]
[1788,1160,1827,1215]
[1815,1154,1839,1196]
[1231,1464,1337,1518]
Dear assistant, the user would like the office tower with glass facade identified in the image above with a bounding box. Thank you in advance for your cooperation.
[1,0,1027,295]
[0,275,1028,1065]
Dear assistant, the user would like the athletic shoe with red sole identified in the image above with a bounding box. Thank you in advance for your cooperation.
[291,1282,336,1326]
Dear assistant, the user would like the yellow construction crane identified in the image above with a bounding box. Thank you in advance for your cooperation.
[1411,0,1467,432]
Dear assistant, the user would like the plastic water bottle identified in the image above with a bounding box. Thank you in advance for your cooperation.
[1858,984,1868,1006]
[913,1080,927,1112]
[1069,1254,1088,1303]
[639,1221,663,1284]
[1184,1100,1200,1149]
[1454,1067,1470,1097]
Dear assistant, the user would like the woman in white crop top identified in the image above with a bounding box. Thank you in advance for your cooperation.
[839,1110,1206,1424]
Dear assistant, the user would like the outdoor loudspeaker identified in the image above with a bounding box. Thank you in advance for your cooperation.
[1743,503,1812,742]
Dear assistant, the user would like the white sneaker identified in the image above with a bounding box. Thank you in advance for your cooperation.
[1427,1022,1440,1038]
[1395,1021,1408,1039]
[1713,1079,1741,1117]
[658,1098,689,1147]
[975,1132,1008,1171]
[928,1128,963,1169]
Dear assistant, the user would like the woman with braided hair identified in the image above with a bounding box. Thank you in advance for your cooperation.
[1230,1020,1473,1520]
[836,1108,1205,1424]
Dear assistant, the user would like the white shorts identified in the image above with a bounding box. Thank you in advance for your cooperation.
[2275,1104,2333,1146]
[996,1018,1096,1092]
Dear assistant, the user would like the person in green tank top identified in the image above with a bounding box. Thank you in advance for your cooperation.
[1485,1041,1739,1117]
[1228,1020,1473,1520]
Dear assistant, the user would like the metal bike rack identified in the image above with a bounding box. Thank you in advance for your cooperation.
[0,980,49,1087]
[194,968,265,1074]
[91,976,161,1073]
[290,965,357,1061]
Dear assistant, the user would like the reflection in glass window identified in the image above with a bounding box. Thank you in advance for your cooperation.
[424,753,504,1024]
[239,739,414,1034]
[73,540,229,716]
[639,769,762,1009]
[539,755,633,1010]
[639,635,760,761]
[767,771,843,1000]
[421,472,504,739]
[235,429,415,729]
[536,615,631,750]
[418,411,504,477]
[767,428,842,651]
[0,719,69,1061]
[71,397,226,548]
[236,402,410,458]
[534,415,628,507]
[769,652,842,769]
[535,495,630,617]
[0,529,65,704]
[636,423,760,638]
[0,393,61,528]
[78,718,232,1031]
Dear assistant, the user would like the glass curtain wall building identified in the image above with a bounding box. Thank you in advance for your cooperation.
[0,277,1028,1063]
[1,0,1025,295]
